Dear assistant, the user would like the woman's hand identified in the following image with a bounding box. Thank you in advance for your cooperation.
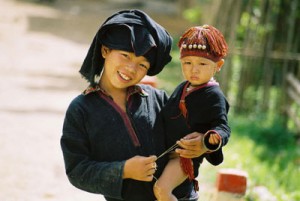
[123,155,157,181]
[175,132,208,158]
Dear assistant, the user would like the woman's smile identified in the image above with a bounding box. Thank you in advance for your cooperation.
[118,71,132,81]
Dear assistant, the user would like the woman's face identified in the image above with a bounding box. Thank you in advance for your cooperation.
[100,46,150,93]
[180,56,223,86]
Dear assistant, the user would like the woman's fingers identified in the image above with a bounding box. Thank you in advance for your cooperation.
[175,148,202,158]
[182,132,201,140]
[177,138,201,151]
[175,133,207,158]
[124,155,158,181]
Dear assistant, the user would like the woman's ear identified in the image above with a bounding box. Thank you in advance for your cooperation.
[101,45,110,58]
[216,59,225,72]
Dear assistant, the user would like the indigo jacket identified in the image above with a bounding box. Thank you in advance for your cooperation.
[61,84,168,201]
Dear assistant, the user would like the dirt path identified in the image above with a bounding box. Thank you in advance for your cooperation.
[0,0,103,200]
[0,1,195,200]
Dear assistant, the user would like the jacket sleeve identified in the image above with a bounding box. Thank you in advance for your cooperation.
[203,90,231,166]
[207,94,231,147]
[60,98,124,199]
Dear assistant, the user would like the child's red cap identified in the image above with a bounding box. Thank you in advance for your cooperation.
[178,25,228,62]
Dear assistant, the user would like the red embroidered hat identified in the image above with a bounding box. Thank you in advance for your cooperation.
[178,25,228,62]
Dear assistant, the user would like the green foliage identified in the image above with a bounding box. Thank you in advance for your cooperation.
[229,115,300,201]
[236,5,275,50]
[182,7,202,23]
[157,42,183,95]
[207,114,300,201]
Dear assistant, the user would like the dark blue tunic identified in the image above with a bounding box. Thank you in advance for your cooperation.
[61,84,168,201]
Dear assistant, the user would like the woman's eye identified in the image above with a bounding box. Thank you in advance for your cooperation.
[122,53,129,58]
[140,63,149,70]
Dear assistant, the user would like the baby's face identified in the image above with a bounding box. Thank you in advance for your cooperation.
[180,56,219,86]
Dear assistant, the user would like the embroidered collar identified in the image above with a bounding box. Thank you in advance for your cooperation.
[178,80,219,119]
[184,80,219,93]
[83,85,103,95]
[82,84,149,98]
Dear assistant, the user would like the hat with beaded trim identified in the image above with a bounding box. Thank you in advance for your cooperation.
[178,25,228,62]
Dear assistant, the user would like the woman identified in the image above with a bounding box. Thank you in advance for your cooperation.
[60,9,172,201]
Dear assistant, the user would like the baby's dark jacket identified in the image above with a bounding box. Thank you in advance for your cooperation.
[159,81,231,198]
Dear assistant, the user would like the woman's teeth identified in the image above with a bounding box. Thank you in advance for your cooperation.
[118,71,131,81]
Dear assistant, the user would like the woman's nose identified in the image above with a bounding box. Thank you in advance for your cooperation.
[126,62,138,73]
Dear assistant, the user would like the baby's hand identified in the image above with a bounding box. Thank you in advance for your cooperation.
[208,133,221,145]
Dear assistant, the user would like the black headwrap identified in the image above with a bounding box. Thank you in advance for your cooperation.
[79,9,173,86]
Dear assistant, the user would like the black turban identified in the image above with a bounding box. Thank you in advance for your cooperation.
[79,9,173,86]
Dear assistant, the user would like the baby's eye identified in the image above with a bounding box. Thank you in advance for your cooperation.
[183,61,191,65]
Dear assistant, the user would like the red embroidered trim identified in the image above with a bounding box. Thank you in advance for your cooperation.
[97,91,141,147]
